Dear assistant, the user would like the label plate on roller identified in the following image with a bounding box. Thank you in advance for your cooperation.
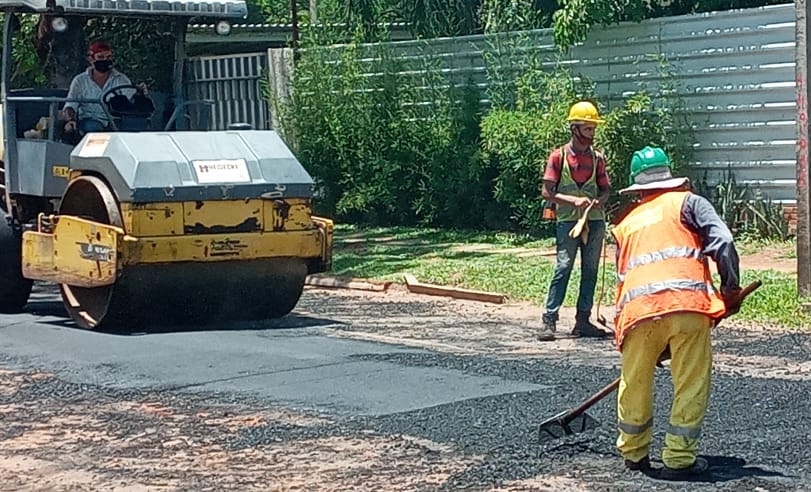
[192,159,251,184]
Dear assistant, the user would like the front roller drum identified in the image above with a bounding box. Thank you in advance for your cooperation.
[58,175,308,331]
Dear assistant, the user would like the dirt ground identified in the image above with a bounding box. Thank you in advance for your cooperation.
[0,242,801,491]
[735,244,797,273]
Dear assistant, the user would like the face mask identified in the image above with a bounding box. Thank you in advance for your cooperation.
[93,59,113,73]
[571,125,594,147]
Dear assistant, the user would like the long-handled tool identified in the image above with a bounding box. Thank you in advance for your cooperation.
[537,279,762,443]
[595,230,610,329]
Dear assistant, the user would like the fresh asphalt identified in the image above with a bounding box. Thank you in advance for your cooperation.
[1,282,810,490]
[0,283,544,417]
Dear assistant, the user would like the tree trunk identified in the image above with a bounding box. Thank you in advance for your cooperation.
[35,15,87,88]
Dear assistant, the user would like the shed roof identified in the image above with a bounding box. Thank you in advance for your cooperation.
[0,0,246,18]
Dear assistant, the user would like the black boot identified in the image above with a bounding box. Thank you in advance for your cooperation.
[660,457,709,481]
[625,455,651,472]
[572,312,612,338]
[537,317,556,341]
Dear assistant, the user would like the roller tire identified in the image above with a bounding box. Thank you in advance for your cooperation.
[57,175,128,330]
[0,210,33,313]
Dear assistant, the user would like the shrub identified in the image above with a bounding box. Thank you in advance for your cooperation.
[279,32,695,234]
[480,63,694,231]
[596,90,694,221]
[694,167,790,241]
[278,32,506,228]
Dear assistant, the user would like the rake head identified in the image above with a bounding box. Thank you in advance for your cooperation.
[537,410,601,443]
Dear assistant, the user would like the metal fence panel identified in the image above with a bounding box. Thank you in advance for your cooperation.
[185,52,269,131]
[212,4,797,201]
[286,4,797,201]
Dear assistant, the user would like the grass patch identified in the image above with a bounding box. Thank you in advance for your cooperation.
[735,237,796,258]
[331,226,809,328]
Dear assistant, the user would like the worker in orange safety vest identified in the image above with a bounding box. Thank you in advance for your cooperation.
[611,146,742,480]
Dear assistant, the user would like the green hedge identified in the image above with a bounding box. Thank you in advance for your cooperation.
[279,37,694,234]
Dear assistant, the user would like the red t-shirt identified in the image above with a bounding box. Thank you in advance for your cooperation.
[543,145,611,189]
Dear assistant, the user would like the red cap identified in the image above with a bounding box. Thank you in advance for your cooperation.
[88,41,112,56]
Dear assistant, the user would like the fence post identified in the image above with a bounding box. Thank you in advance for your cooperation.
[797,0,811,297]
[267,48,296,143]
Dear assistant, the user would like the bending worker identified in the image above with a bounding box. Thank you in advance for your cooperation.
[537,101,612,341]
[611,146,742,480]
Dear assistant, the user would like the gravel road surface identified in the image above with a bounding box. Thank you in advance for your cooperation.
[0,282,808,491]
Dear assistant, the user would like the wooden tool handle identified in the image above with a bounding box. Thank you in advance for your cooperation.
[562,377,620,424]
[569,200,595,238]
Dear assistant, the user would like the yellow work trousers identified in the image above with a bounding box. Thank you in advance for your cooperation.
[616,312,713,469]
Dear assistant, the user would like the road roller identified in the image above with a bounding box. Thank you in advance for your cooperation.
[0,1,333,330]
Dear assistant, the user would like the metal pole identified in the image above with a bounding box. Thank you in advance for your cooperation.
[2,14,19,217]
[309,0,317,24]
[797,0,811,297]
[290,0,299,50]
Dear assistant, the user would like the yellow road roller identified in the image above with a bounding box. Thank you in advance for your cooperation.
[0,1,333,330]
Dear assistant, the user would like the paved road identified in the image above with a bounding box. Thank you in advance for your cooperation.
[0,284,544,417]
[0,282,809,491]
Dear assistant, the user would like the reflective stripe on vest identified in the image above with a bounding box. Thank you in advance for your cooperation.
[667,423,702,440]
[611,191,726,349]
[617,246,705,283]
[555,144,605,222]
[617,279,714,311]
[618,417,653,435]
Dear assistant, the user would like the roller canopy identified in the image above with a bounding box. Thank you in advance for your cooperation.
[0,0,247,17]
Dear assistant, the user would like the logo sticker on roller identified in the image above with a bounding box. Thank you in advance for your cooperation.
[78,243,113,262]
[78,134,110,157]
[192,159,251,184]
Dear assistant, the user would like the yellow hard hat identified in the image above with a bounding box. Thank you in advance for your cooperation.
[567,101,605,124]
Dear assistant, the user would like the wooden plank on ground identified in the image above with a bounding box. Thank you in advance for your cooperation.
[403,273,506,304]
[305,275,391,292]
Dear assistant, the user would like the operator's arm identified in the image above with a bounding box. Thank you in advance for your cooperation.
[117,73,136,100]
[681,193,740,291]
[63,76,82,122]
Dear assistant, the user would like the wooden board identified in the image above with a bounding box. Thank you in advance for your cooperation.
[403,273,505,304]
[305,275,391,292]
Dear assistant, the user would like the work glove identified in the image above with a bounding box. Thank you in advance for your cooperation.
[721,285,743,317]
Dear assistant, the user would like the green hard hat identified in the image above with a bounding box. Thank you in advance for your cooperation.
[629,146,672,185]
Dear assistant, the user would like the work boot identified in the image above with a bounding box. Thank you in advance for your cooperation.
[660,457,709,481]
[625,455,651,472]
[537,318,556,342]
[572,312,612,338]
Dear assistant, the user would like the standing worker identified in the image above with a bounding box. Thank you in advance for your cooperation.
[611,146,742,480]
[537,101,613,341]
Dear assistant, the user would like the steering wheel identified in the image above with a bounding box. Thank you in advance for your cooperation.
[101,84,154,115]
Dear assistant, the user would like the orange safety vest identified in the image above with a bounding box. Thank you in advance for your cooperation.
[611,190,726,350]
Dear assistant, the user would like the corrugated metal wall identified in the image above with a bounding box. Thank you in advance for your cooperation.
[185,52,269,130]
[198,4,798,201]
[318,4,796,201]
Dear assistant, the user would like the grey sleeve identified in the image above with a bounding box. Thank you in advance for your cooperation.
[63,76,81,112]
[681,193,740,290]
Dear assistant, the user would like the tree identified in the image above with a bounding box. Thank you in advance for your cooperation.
[552,0,788,50]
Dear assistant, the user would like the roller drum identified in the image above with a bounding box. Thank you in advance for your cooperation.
[58,175,308,331]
